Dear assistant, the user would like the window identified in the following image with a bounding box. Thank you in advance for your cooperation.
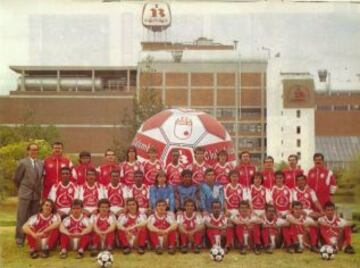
[350,104,360,111]
[333,105,348,111]
[297,139,301,147]
[297,152,301,159]
[296,126,301,134]
[281,140,284,145]
[316,105,332,111]
[296,110,301,118]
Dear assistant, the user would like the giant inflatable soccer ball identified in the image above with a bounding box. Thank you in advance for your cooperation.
[132,108,235,166]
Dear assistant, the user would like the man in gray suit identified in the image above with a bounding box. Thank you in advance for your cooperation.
[13,143,43,246]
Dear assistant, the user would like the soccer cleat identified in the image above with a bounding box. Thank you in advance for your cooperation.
[137,247,145,255]
[295,243,304,253]
[90,249,99,257]
[180,246,188,254]
[155,246,163,255]
[59,250,67,259]
[75,251,84,259]
[168,246,176,255]
[344,245,355,254]
[254,244,262,255]
[40,249,49,258]
[264,246,273,254]
[310,246,320,253]
[30,251,39,259]
[240,246,247,255]
[123,247,131,255]
[287,245,295,254]
[194,245,201,254]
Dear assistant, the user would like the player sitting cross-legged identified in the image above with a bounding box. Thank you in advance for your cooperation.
[177,198,204,254]
[59,199,92,259]
[117,198,148,255]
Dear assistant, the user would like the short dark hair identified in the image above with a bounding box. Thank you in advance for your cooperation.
[40,199,57,214]
[97,198,111,208]
[155,199,167,206]
[239,200,250,208]
[323,201,335,210]
[79,151,91,158]
[205,168,215,175]
[181,169,193,177]
[313,153,324,161]
[239,151,250,158]
[251,172,264,184]
[105,148,115,156]
[265,204,276,212]
[228,169,240,178]
[292,201,303,208]
[60,167,71,173]
[274,170,284,178]
[72,199,83,208]
[52,141,64,148]
[126,146,138,161]
[211,199,221,208]
[86,168,97,175]
[126,198,139,211]
[134,170,144,177]
[295,174,306,181]
[288,154,298,161]
[183,198,197,210]
[155,170,167,186]
[264,156,274,163]
[194,147,205,153]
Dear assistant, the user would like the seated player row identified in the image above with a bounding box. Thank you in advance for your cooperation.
[23,197,355,259]
[49,166,329,222]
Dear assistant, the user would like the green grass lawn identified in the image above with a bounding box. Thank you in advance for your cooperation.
[1,197,359,268]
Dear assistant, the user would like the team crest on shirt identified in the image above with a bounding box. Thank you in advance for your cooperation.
[240,171,243,175]
[310,173,315,178]
[320,173,325,178]
[249,170,254,175]
[284,190,288,194]
[261,190,265,195]
[304,193,309,198]
[48,163,54,168]
[103,171,107,176]
[61,163,66,168]
[287,175,291,179]
[69,188,73,194]
[156,164,160,169]
[142,189,147,195]
[225,168,230,173]
[134,166,139,171]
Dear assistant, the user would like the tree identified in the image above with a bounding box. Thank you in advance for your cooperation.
[0,124,60,200]
[112,56,164,161]
[341,153,360,194]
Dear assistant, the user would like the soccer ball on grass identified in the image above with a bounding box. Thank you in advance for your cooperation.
[97,251,114,268]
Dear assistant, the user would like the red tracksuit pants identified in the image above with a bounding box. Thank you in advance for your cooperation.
[118,227,147,248]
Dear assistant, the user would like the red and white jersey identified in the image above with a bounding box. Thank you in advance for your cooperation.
[250,185,268,210]
[261,215,288,229]
[292,186,318,210]
[224,183,249,210]
[127,184,150,209]
[117,212,147,235]
[62,214,90,234]
[283,167,303,189]
[148,212,175,230]
[286,214,315,232]
[213,162,233,185]
[166,162,185,186]
[270,185,292,213]
[236,164,256,188]
[78,183,105,208]
[318,215,347,239]
[43,155,73,197]
[307,166,337,206]
[96,163,120,187]
[262,169,275,190]
[177,212,203,231]
[204,213,227,228]
[91,213,116,231]
[231,211,260,226]
[26,213,60,233]
[48,182,78,211]
[121,161,143,187]
[104,183,127,208]
[187,161,211,185]
[73,163,96,186]
[143,160,162,186]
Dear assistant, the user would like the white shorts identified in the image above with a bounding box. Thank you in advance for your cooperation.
[58,207,71,215]
[110,206,124,215]
[84,206,97,214]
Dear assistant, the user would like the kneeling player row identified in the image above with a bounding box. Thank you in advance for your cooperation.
[22,198,355,259]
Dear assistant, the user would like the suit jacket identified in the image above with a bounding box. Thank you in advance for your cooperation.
[13,157,43,200]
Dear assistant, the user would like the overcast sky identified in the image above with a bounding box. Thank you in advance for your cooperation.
[0,0,360,93]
